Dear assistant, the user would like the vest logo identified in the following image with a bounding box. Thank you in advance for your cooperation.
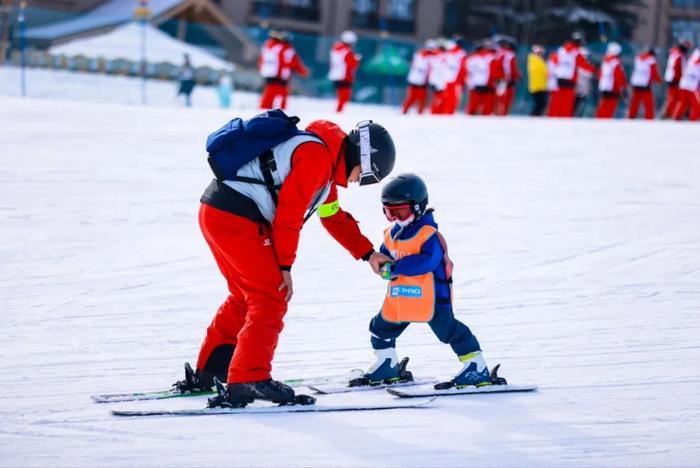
[263,238,272,247]
[390,285,422,298]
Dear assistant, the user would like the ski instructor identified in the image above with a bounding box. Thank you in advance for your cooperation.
[176,112,396,407]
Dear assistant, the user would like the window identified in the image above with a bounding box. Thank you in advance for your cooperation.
[671,0,700,9]
[253,0,320,21]
[351,0,415,34]
[671,18,700,44]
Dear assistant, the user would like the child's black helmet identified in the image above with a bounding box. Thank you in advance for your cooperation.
[346,121,396,185]
[381,173,429,218]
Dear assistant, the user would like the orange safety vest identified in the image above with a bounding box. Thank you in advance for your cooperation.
[381,225,438,323]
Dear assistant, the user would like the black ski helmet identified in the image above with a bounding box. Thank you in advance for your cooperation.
[346,121,396,185]
[381,173,429,219]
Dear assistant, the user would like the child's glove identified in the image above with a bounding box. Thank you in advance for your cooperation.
[379,263,395,280]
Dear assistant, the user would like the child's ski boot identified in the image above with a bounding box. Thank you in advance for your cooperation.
[349,348,413,387]
[435,351,494,390]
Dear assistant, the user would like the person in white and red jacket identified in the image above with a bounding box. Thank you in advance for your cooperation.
[628,47,662,120]
[548,32,595,117]
[596,42,627,119]
[259,31,309,110]
[662,41,691,118]
[673,47,700,121]
[495,38,521,116]
[328,31,361,113]
[402,40,435,114]
[465,40,503,116]
[442,38,468,115]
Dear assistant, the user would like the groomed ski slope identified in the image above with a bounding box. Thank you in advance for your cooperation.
[2,70,700,466]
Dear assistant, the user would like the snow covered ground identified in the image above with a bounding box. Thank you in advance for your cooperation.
[1,68,700,466]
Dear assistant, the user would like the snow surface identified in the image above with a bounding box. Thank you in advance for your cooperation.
[49,22,231,70]
[1,69,700,466]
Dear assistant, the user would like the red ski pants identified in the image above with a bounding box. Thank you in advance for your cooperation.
[402,85,428,114]
[672,89,700,121]
[335,86,352,112]
[430,90,445,114]
[496,86,515,116]
[628,89,655,120]
[260,83,289,110]
[466,89,495,115]
[663,86,680,117]
[442,83,463,115]
[197,205,288,384]
[549,87,576,117]
[596,95,620,119]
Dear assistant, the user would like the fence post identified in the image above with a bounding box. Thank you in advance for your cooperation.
[134,0,151,105]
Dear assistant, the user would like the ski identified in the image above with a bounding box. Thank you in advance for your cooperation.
[386,383,537,398]
[385,363,537,398]
[93,369,363,404]
[308,377,437,395]
[112,398,436,417]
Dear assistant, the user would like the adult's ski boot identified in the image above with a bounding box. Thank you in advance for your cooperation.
[349,348,414,387]
[207,377,314,408]
[435,351,501,390]
[172,362,221,394]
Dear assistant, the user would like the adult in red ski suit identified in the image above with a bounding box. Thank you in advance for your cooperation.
[192,118,396,392]
[328,31,361,113]
[465,41,503,116]
[442,39,468,115]
[402,40,435,114]
[628,48,662,120]
[548,34,595,117]
[259,31,309,110]
[495,39,521,116]
[596,43,627,119]
[673,47,700,121]
[662,41,690,118]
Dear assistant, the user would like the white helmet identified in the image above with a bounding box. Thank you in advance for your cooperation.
[425,39,437,50]
[606,42,622,56]
[340,30,357,44]
[580,47,590,57]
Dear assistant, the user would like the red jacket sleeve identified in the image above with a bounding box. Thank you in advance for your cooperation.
[651,62,662,83]
[510,55,521,83]
[272,142,334,268]
[615,63,627,90]
[290,52,309,78]
[319,184,374,260]
[577,54,596,73]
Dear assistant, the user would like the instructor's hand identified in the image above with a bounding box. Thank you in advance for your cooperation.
[368,252,393,275]
[278,270,293,302]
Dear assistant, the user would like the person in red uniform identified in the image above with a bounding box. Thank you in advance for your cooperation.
[628,47,662,120]
[495,38,521,116]
[442,38,468,115]
[465,40,503,116]
[402,39,436,114]
[259,30,309,110]
[328,31,361,113]
[549,32,595,117]
[596,42,627,119]
[662,41,691,118]
[673,47,700,121]
[178,118,398,406]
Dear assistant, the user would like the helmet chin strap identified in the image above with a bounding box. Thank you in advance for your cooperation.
[357,121,379,186]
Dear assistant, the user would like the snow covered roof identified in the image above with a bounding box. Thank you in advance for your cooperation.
[25,0,182,41]
[49,22,231,70]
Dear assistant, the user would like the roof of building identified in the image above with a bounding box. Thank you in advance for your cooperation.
[49,21,231,69]
[25,0,183,40]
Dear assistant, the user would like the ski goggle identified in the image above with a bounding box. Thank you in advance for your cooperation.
[357,120,379,186]
[383,203,413,222]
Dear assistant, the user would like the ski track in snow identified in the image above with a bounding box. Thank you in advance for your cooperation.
[1,67,700,466]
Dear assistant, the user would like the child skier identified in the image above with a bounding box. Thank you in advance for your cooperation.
[353,173,491,389]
